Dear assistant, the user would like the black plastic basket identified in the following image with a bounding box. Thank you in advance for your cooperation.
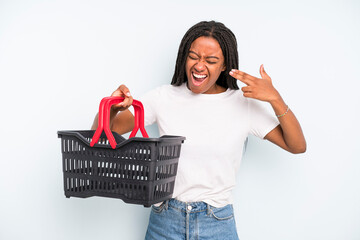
[57,97,185,207]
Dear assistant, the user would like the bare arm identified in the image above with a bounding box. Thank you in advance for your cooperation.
[91,84,135,135]
[264,97,306,154]
[229,65,306,154]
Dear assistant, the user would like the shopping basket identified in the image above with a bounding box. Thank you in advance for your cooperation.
[57,96,185,207]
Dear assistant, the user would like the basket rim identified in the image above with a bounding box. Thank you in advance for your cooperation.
[57,130,185,149]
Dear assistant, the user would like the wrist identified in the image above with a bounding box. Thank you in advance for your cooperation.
[269,94,288,117]
[268,91,284,106]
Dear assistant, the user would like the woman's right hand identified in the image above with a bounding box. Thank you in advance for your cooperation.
[110,84,133,112]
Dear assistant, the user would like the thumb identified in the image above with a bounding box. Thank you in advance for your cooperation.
[259,64,270,80]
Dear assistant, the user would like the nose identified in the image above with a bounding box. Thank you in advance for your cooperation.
[194,61,206,72]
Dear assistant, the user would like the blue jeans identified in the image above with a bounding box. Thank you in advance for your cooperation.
[145,199,239,240]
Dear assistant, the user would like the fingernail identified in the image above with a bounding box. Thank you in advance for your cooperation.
[229,71,233,75]
[126,92,131,97]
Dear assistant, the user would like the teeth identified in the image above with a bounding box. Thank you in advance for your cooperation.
[193,73,207,79]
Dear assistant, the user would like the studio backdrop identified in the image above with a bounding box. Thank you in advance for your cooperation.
[0,0,359,239]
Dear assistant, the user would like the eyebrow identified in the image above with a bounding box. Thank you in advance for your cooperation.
[188,50,220,60]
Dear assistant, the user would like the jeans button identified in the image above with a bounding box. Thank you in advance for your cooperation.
[187,205,192,211]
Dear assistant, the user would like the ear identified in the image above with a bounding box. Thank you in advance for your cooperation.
[221,64,226,72]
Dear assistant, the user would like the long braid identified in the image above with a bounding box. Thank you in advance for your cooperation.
[171,21,239,90]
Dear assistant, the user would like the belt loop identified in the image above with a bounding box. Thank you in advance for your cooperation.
[164,199,169,210]
[206,203,211,215]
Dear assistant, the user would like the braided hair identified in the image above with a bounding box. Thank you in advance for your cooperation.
[171,21,239,89]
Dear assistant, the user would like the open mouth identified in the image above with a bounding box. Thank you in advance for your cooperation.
[191,72,208,86]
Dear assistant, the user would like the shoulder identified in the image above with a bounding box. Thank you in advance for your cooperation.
[226,88,248,105]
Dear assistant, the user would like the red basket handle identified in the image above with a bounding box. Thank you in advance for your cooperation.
[103,97,149,145]
[90,96,149,149]
[89,96,112,148]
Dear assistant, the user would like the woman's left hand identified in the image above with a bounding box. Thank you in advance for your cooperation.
[229,64,281,103]
[230,64,306,154]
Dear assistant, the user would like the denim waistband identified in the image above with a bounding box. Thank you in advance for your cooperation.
[150,199,238,240]
[161,198,215,214]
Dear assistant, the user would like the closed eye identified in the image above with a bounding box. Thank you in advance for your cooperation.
[188,51,219,64]
[188,55,198,60]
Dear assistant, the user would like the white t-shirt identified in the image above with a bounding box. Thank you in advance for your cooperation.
[132,83,279,207]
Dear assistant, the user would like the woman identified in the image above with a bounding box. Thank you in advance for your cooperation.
[92,21,306,240]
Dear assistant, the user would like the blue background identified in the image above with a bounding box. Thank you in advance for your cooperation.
[0,0,359,239]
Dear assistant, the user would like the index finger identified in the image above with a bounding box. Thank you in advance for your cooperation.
[119,85,133,107]
[121,95,133,108]
[229,69,255,85]
[119,84,132,97]
[111,84,132,107]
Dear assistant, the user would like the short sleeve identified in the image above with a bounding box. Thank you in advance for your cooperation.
[248,99,280,139]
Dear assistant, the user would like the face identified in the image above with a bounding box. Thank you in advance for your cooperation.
[185,36,226,94]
